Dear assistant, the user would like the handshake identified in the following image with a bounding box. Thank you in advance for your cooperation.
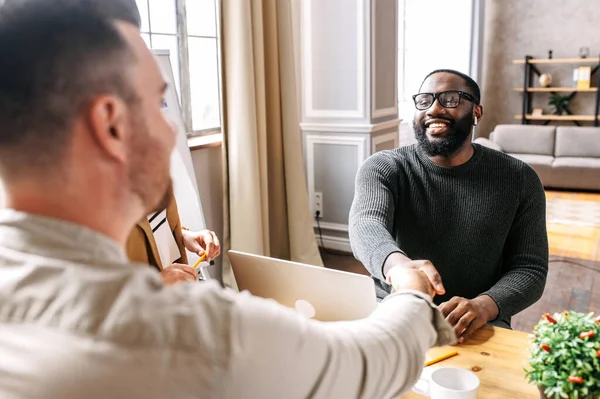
[385,254,446,299]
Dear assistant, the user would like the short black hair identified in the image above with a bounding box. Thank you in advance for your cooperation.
[419,69,481,104]
[0,0,140,179]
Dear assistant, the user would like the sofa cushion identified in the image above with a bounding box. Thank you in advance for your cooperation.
[555,127,600,158]
[546,157,600,190]
[491,125,555,155]
[552,157,600,169]
[506,153,554,167]
[473,137,502,152]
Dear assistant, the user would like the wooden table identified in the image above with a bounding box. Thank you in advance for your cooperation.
[402,325,539,398]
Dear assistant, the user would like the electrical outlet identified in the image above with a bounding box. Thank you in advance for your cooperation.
[314,192,323,217]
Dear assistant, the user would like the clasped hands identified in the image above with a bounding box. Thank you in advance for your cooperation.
[385,253,498,343]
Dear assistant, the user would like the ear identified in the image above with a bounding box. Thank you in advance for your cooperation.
[473,104,483,125]
[87,95,129,163]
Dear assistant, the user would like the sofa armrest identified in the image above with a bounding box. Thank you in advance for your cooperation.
[474,137,503,152]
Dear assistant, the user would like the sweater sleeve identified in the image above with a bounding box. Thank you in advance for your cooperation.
[349,153,405,282]
[481,164,549,321]
[220,289,456,399]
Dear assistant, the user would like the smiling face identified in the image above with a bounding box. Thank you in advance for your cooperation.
[412,72,482,157]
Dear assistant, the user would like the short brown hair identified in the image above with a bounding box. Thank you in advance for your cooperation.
[0,0,140,179]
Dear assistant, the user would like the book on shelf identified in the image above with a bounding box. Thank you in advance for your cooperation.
[575,66,592,89]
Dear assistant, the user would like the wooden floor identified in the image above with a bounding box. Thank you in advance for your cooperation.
[546,190,600,261]
[321,190,600,333]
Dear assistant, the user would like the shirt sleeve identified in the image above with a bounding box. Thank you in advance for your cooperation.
[349,152,406,283]
[481,164,549,321]
[219,289,456,399]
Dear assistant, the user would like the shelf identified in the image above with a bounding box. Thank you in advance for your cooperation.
[513,57,600,64]
[512,87,598,92]
[514,114,598,121]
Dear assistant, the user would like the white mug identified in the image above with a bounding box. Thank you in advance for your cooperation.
[412,367,480,399]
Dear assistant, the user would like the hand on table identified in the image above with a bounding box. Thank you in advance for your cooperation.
[439,295,499,344]
[160,264,198,285]
[182,229,221,261]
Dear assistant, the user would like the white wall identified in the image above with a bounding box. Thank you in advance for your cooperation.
[301,0,400,253]
[190,145,224,269]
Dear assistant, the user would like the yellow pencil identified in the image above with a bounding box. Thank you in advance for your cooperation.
[192,253,207,269]
[425,350,459,367]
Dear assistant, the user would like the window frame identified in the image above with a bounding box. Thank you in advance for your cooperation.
[397,0,477,120]
[141,0,222,138]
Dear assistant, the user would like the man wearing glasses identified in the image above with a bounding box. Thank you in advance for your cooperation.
[349,69,548,343]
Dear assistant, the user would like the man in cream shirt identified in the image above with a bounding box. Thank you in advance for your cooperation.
[0,1,455,398]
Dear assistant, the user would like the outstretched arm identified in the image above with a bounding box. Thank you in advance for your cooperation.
[221,288,455,398]
[349,153,404,282]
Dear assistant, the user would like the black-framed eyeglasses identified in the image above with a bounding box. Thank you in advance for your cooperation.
[412,90,478,111]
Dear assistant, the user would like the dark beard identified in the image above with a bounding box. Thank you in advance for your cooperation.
[413,112,473,157]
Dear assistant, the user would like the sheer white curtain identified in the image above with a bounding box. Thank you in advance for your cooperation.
[219,0,323,287]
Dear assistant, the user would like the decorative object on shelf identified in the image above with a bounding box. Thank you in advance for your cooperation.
[548,50,553,59]
[525,311,600,399]
[580,46,591,59]
[573,68,580,87]
[532,108,544,117]
[549,94,571,115]
[539,73,552,87]
[578,66,592,89]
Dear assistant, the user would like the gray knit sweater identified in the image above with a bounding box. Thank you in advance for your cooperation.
[349,143,549,325]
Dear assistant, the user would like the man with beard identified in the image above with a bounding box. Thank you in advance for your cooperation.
[0,1,456,397]
[349,69,548,342]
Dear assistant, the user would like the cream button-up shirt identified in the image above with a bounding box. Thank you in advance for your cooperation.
[0,210,455,399]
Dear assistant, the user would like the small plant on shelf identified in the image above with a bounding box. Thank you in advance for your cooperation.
[525,311,600,399]
[548,94,571,115]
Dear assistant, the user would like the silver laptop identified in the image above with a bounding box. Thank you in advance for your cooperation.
[228,250,377,322]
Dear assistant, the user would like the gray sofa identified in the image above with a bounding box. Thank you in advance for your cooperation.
[477,125,600,191]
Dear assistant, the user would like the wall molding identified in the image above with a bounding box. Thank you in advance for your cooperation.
[313,221,349,232]
[302,0,366,120]
[370,0,399,120]
[305,134,368,217]
[373,106,398,119]
[372,131,399,153]
[301,118,400,134]
[315,233,353,253]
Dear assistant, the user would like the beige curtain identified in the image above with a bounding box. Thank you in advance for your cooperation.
[219,0,323,287]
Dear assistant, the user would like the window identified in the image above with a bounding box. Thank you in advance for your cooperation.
[397,0,474,119]
[136,0,221,136]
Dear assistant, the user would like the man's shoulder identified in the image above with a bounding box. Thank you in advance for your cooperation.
[356,145,419,183]
[476,144,543,185]
[363,145,418,168]
[477,143,528,170]
[1,258,232,353]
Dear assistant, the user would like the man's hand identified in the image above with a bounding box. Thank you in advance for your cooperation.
[182,229,221,261]
[384,253,446,297]
[386,266,436,298]
[160,264,199,285]
[439,295,499,344]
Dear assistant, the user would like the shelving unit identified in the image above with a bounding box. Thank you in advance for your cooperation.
[513,57,600,64]
[514,55,600,126]
[512,87,598,92]
[514,114,596,122]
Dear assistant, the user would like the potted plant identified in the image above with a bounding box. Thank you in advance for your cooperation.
[548,94,571,115]
[525,311,600,399]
